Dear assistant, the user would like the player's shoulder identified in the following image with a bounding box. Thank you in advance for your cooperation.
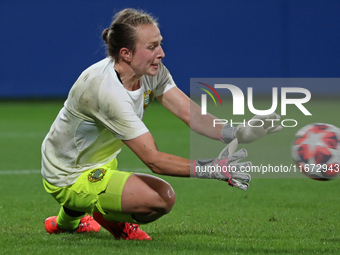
[72,57,120,94]
[68,58,119,102]
[80,57,113,79]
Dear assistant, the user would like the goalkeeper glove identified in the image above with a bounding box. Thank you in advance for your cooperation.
[193,139,251,191]
[220,112,283,144]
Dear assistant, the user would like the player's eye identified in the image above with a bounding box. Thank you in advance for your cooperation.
[148,44,158,51]
[149,41,163,51]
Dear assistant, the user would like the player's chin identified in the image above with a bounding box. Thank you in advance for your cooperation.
[146,68,159,76]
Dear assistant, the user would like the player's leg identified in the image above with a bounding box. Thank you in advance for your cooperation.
[93,172,176,240]
[45,206,100,234]
[121,173,176,222]
[96,172,175,223]
[43,164,118,234]
[56,206,86,231]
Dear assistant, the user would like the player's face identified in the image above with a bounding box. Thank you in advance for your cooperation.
[131,24,165,76]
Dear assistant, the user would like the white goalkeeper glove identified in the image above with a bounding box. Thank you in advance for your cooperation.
[193,139,251,191]
[220,112,283,144]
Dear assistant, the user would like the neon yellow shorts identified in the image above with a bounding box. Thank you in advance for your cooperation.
[43,158,133,216]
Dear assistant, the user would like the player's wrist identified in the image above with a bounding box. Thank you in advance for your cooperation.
[193,159,215,178]
[220,124,237,143]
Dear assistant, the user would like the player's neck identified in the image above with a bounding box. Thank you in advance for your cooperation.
[114,62,141,91]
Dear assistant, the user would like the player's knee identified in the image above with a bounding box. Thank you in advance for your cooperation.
[164,184,176,213]
[154,184,176,216]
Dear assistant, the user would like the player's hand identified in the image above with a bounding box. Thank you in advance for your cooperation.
[193,139,251,191]
[235,112,283,144]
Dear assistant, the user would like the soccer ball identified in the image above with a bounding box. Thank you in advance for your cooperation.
[291,123,340,180]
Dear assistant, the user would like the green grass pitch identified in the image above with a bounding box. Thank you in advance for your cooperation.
[0,98,340,254]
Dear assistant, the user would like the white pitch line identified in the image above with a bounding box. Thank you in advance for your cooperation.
[0,131,46,138]
[0,170,41,175]
[0,168,150,175]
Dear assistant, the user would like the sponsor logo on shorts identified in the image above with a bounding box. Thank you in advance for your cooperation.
[88,168,107,183]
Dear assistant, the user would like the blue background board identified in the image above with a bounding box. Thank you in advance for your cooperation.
[1,0,340,98]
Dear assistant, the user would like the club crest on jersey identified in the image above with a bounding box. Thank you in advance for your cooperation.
[88,168,107,183]
[144,90,154,109]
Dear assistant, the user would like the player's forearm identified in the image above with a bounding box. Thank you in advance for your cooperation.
[122,132,193,177]
[158,89,223,140]
[144,151,192,177]
[189,101,222,140]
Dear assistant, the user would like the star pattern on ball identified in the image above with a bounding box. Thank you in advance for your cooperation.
[300,132,328,153]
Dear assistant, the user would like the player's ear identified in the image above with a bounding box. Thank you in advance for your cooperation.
[120,48,132,62]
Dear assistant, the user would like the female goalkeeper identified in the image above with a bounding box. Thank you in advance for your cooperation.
[42,8,281,240]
